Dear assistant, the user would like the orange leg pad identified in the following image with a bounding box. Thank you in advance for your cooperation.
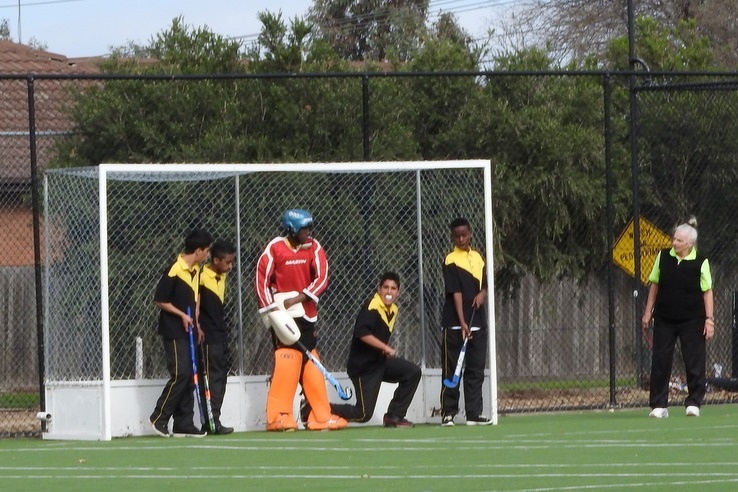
[266,348,301,431]
[303,350,347,431]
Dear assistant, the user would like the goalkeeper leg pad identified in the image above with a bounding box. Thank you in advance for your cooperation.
[266,348,301,431]
[302,351,347,430]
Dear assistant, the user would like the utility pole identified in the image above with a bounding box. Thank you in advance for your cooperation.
[17,0,22,43]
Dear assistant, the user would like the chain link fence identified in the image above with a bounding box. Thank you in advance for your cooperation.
[634,76,738,407]
[3,71,738,436]
[42,164,486,437]
[43,165,484,379]
[0,77,40,437]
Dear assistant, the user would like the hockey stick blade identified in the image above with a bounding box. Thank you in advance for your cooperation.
[199,343,217,433]
[443,308,476,389]
[186,307,206,426]
[327,374,353,400]
[296,341,353,400]
[442,375,460,388]
[443,339,468,388]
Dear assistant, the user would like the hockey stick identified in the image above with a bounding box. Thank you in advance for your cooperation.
[443,309,476,389]
[198,342,217,433]
[186,307,206,427]
[295,340,353,400]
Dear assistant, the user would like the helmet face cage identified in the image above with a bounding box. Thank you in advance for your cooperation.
[281,209,314,235]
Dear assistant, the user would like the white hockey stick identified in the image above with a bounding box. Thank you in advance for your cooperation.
[443,310,476,389]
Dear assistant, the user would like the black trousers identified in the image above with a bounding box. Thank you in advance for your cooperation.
[649,317,706,408]
[201,341,229,426]
[331,357,421,422]
[441,328,487,418]
[150,338,195,429]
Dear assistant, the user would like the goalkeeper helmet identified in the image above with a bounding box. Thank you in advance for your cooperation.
[281,209,314,235]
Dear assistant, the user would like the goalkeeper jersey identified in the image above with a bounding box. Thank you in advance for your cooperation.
[255,236,329,322]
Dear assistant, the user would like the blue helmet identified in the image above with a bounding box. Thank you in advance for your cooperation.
[281,209,314,235]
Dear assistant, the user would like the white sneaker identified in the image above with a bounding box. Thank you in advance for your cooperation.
[686,405,700,417]
[649,407,669,418]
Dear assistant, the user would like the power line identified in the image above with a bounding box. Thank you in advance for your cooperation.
[0,0,85,9]
[235,0,531,47]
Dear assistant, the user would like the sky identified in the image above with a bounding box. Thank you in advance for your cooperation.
[0,0,522,58]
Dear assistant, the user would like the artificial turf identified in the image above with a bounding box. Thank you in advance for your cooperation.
[2,405,738,491]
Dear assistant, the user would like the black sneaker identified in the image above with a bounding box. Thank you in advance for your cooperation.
[466,415,493,426]
[172,424,207,438]
[441,415,455,427]
[212,424,234,435]
[151,419,170,438]
[383,414,414,428]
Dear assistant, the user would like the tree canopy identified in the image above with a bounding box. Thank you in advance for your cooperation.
[1,18,10,40]
[510,0,738,69]
[50,7,738,292]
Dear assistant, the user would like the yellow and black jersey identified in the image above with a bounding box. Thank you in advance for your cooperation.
[199,264,229,344]
[346,293,399,377]
[154,254,199,340]
[441,246,487,329]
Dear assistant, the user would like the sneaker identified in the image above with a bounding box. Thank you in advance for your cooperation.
[648,407,669,418]
[151,419,169,438]
[466,415,493,426]
[209,423,234,435]
[441,415,455,427]
[383,414,414,428]
[686,405,700,417]
[172,424,207,438]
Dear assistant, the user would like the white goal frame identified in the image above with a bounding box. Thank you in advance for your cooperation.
[43,160,495,440]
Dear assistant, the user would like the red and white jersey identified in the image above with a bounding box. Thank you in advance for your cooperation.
[255,236,329,322]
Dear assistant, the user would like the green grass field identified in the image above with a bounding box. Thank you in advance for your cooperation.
[2,405,738,491]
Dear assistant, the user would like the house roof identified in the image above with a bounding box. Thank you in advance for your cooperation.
[0,40,100,74]
[1,40,101,182]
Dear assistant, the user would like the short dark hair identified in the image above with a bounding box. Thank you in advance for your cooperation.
[211,239,236,259]
[449,217,470,230]
[183,228,213,254]
[379,271,400,289]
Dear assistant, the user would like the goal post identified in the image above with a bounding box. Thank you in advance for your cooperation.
[42,161,495,440]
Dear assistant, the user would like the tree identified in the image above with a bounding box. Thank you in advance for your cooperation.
[140,16,243,74]
[53,10,635,296]
[54,18,249,167]
[246,11,319,73]
[1,18,10,40]
[606,16,713,71]
[406,28,481,159]
[506,0,737,68]
[309,0,430,61]
[466,49,631,292]
[27,37,48,51]
[679,0,738,67]
[606,16,738,272]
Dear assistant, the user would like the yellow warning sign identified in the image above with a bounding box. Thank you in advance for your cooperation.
[612,217,672,285]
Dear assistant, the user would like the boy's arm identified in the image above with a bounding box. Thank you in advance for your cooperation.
[154,301,192,332]
[453,292,471,339]
[474,251,488,309]
[255,244,277,312]
[473,289,487,310]
[195,295,204,343]
[358,334,396,358]
[304,241,329,302]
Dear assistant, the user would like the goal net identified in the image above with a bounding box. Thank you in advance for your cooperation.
[42,161,494,439]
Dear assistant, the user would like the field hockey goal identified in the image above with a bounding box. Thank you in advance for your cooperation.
[42,161,495,440]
